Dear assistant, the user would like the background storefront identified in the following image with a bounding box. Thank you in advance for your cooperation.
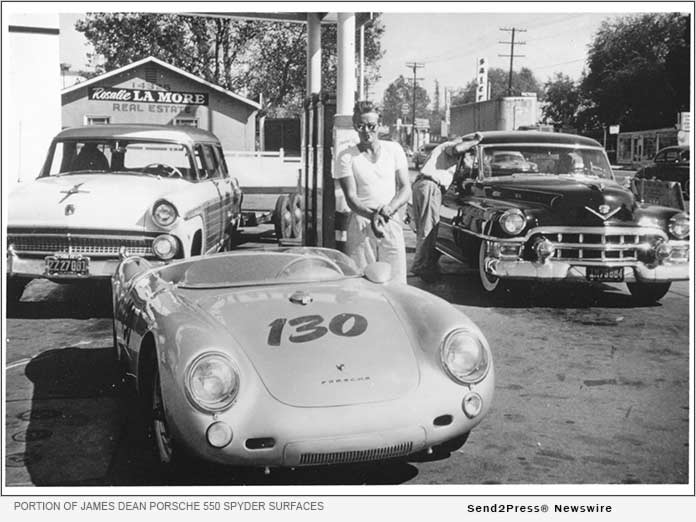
[61,56,260,150]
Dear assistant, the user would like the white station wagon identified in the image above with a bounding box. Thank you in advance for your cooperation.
[6,124,243,302]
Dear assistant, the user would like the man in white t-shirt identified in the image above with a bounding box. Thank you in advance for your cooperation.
[334,101,411,283]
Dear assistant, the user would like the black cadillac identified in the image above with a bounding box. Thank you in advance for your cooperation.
[434,131,689,303]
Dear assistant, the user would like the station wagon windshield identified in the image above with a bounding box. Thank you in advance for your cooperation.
[480,145,613,180]
[43,139,195,180]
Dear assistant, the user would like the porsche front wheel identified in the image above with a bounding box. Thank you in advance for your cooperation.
[151,366,178,466]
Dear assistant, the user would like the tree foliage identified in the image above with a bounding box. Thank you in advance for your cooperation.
[75,13,385,117]
[581,13,690,131]
[542,73,581,128]
[381,75,431,126]
[450,67,544,105]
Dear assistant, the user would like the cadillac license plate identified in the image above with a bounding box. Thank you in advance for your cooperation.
[586,266,624,282]
[45,255,90,276]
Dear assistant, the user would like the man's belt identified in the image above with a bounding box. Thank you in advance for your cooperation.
[415,173,441,186]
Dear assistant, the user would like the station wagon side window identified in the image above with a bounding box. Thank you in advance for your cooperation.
[193,144,224,180]
[213,146,230,178]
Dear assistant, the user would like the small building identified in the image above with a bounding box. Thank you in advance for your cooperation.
[449,96,539,137]
[61,56,261,150]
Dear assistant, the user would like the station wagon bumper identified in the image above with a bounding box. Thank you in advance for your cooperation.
[8,253,124,279]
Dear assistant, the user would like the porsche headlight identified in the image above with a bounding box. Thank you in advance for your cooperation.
[185,353,239,412]
[668,212,689,239]
[153,200,178,227]
[441,329,490,385]
[499,208,526,236]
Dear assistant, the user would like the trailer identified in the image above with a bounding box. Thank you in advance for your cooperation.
[224,149,305,244]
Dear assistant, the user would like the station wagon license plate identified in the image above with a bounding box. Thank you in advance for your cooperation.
[45,255,89,276]
[586,266,624,282]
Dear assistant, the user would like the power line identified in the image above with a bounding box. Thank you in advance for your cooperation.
[499,27,526,96]
[405,62,425,128]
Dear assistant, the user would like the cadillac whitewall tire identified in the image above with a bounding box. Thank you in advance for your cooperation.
[477,240,501,293]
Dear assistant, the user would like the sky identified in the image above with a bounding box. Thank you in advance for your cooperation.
[56,3,684,102]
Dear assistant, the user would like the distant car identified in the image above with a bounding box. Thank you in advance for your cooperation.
[414,142,439,170]
[6,124,243,303]
[413,131,689,304]
[486,150,537,175]
[112,247,494,469]
[634,145,690,200]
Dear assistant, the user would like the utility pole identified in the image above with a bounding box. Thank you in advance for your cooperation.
[499,27,526,96]
[405,62,424,148]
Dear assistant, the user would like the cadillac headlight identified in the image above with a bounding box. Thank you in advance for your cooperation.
[153,199,178,227]
[185,353,239,412]
[441,329,490,385]
[668,212,689,239]
[499,208,526,236]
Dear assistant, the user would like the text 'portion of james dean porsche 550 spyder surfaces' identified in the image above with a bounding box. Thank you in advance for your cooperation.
[112,248,494,470]
[6,124,243,303]
[431,131,689,303]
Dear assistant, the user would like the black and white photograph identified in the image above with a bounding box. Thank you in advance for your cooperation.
[1,1,693,519]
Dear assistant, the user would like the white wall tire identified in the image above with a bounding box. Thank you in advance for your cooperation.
[478,240,501,293]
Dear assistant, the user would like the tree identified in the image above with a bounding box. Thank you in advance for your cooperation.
[74,13,385,116]
[381,75,431,126]
[450,67,544,105]
[429,79,444,136]
[581,13,690,131]
[542,73,581,129]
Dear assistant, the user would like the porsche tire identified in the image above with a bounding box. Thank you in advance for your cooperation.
[148,364,178,470]
[627,281,671,304]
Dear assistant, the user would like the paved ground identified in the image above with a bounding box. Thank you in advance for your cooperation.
[4,221,690,486]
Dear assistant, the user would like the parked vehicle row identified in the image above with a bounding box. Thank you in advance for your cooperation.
[5,125,689,474]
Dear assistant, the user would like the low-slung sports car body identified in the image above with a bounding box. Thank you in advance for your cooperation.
[112,248,494,468]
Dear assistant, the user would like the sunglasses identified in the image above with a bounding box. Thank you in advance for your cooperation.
[356,123,378,132]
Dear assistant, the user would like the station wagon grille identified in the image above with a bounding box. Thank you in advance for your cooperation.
[545,230,665,262]
[7,233,155,258]
[299,442,414,465]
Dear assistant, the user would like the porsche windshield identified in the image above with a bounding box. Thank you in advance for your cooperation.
[480,145,613,180]
[161,249,362,288]
[43,139,194,179]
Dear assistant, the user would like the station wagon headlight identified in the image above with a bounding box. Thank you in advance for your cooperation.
[499,208,526,236]
[152,234,178,260]
[441,329,490,385]
[185,353,239,413]
[152,200,178,227]
[668,212,689,239]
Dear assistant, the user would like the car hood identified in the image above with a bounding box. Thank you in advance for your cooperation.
[484,175,637,225]
[8,174,185,230]
[193,281,420,407]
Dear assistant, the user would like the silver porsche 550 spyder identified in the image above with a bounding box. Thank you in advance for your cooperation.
[112,247,494,469]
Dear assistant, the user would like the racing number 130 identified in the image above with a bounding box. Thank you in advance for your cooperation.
[267,313,368,346]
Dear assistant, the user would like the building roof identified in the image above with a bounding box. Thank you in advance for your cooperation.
[54,124,222,144]
[460,130,603,148]
[61,56,261,110]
